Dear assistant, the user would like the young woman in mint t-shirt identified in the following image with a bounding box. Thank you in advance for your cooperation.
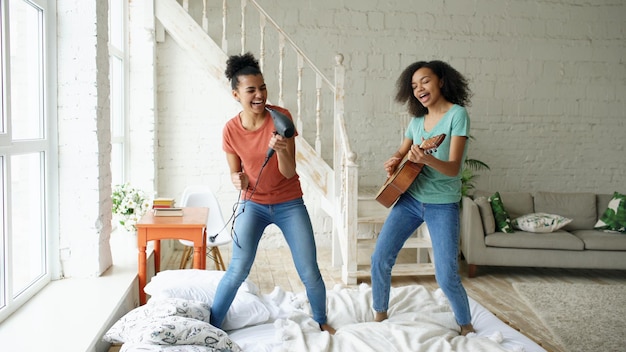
[371,60,476,336]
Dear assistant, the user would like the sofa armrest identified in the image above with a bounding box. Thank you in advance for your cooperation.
[460,196,488,264]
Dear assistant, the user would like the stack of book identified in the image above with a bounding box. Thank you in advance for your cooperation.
[152,197,176,209]
[153,207,183,217]
[152,197,183,217]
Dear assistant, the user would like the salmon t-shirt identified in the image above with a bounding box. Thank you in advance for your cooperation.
[222,105,303,204]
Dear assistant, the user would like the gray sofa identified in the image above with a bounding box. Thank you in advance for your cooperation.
[460,190,626,277]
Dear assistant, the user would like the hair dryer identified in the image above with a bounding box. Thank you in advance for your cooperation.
[265,106,295,161]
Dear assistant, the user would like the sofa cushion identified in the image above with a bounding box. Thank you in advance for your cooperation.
[485,231,585,250]
[533,191,597,231]
[489,192,514,233]
[474,196,496,235]
[597,194,614,220]
[512,212,572,233]
[474,190,534,219]
[594,191,626,233]
[573,230,626,250]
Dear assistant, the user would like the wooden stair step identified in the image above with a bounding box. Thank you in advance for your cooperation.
[357,191,389,224]
[355,263,436,277]
[357,237,432,249]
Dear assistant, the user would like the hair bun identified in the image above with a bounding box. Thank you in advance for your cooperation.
[225,52,260,80]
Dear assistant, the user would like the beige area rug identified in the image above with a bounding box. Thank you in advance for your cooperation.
[513,282,626,352]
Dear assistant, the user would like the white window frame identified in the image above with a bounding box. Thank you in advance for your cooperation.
[0,0,58,323]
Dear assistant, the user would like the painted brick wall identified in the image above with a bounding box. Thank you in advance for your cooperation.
[155,0,625,247]
[57,0,113,277]
[216,0,625,194]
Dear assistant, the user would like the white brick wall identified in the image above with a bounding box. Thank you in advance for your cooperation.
[154,0,625,247]
[234,0,625,194]
[57,0,113,277]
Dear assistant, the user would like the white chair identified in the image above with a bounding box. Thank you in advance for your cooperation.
[178,185,230,270]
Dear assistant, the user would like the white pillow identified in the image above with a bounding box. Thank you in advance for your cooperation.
[145,270,260,295]
[474,196,496,234]
[104,298,212,344]
[144,270,270,331]
[512,213,573,233]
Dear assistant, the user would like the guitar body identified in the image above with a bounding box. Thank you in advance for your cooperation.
[375,159,424,208]
[375,134,446,208]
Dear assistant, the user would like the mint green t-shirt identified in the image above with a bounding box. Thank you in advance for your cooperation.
[405,104,470,204]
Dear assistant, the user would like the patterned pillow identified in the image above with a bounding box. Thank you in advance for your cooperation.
[104,298,212,344]
[104,299,242,351]
[512,213,573,233]
[594,192,626,233]
[489,192,514,233]
[133,316,240,349]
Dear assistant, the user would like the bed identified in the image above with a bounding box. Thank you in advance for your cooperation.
[104,270,546,352]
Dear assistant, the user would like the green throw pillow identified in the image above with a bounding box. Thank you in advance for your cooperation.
[489,192,515,233]
[594,192,626,233]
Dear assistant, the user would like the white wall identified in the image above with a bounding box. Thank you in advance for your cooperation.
[154,0,625,247]
[57,0,113,277]
[225,0,625,193]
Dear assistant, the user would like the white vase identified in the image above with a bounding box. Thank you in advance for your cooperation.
[127,230,138,249]
[117,227,138,249]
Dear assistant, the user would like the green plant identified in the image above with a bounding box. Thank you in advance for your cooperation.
[461,137,490,197]
[112,183,151,232]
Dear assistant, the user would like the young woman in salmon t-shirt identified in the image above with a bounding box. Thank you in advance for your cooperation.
[209,52,335,335]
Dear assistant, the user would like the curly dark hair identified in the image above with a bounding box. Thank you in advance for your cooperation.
[225,52,263,89]
[395,60,471,117]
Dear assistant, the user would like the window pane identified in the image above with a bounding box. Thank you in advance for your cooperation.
[109,0,123,49]
[110,56,123,136]
[111,142,124,186]
[110,53,124,185]
[0,156,5,308]
[0,8,4,135]
[9,1,43,140]
[10,152,45,297]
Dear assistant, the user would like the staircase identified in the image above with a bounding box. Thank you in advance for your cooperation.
[154,0,434,285]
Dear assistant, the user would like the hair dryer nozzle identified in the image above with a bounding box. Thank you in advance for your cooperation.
[266,106,295,138]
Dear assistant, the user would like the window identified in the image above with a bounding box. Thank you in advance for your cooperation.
[0,0,56,323]
[109,0,127,187]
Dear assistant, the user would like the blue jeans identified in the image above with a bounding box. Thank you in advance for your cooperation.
[210,198,328,328]
[371,193,472,326]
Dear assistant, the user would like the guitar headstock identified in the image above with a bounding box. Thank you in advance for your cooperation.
[419,134,446,155]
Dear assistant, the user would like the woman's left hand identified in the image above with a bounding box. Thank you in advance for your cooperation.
[408,144,431,165]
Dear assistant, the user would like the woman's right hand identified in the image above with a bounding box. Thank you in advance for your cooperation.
[231,172,249,191]
[384,156,402,177]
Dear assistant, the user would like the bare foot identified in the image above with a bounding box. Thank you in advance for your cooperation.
[460,324,476,336]
[374,311,388,322]
[320,323,336,335]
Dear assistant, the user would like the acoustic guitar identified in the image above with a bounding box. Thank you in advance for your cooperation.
[375,134,446,208]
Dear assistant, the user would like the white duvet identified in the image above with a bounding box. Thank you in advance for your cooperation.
[114,274,543,352]
[268,284,515,352]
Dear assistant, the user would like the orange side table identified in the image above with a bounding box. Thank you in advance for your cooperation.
[136,207,208,305]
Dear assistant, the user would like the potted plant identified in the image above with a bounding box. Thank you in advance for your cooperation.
[112,183,151,233]
[461,136,490,197]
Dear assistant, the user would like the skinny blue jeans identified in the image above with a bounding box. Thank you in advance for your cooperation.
[210,198,328,328]
[371,193,472,326]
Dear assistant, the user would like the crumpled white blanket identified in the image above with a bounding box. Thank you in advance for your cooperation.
[273,283,513,352]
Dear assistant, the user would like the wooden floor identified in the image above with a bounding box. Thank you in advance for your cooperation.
[166,245,626,352]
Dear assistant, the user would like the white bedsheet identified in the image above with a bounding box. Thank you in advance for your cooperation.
[116,282,546,352]
[230,284,546,352]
